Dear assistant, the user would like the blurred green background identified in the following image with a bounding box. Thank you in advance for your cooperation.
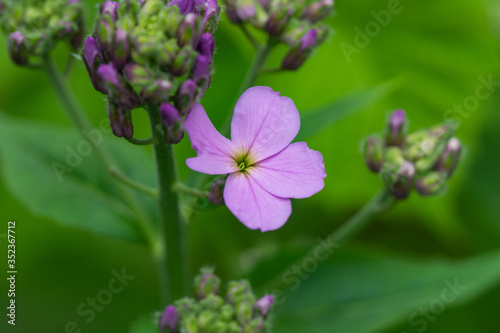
[1,0,500,332]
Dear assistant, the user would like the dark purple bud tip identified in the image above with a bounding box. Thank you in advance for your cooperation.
[197,33,215,61]
[83,37,107,94]
[363,136,384,173]
[265,7,292,37]
[161,103,184,144]
[175,79,197,115]
[282,29,318,71]
[193,55,211,90]
[254,295,274,317]
[435,137,461,177]
[102,1,119,21]
[112,29,130,69]
[169,0,195,14]
[159,305,179,331]
[386,109,407,147]
[208,178,226,205]
[415,172,447,196]
[107,100,134,139]
[8,31,29,66]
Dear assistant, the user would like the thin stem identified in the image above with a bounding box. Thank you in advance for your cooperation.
[110,167,158,198]
[126,136,155,146]
[43,56,157,251]
[174,182,209,198]
[239,24,259,50]
[220,38,274,136]
[147,104,189,306]
[260,67,285,75]
[326,187,395,245]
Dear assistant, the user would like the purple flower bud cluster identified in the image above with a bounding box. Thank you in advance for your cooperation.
[364,110,462,199]
[82,0,219,140]
[224,0,333,70]
[0,0,84,66]
[159,269,274,333]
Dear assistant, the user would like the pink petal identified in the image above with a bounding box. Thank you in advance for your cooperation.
[231,87,300,162]
[185,104,238,174]
[250,142,326,199]
[224,172,292,232]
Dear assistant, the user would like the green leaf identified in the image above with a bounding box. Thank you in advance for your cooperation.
[129,315,158,333]
[0,112,156,242]
[294,83,394,142]
[270,248,500,333]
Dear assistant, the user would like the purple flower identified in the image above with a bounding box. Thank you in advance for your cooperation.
[184,87,326,231]
[254,295,274,317]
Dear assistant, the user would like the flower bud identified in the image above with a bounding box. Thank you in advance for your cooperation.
[236,298,254,324]
[142,79,172,105]
[175,79,197,115]
[101,1,119,21]
[226,280,252,305]
[8,31,29,66]
[242,317,265,333]
[96,12,116,53]
[124,63,153,87]
[111,29,130,69]
[194,268,221,300]
[83,37,107,94]
[415,172,447,196]
[236,0,256,21]
[435,137,461,177]
[160,305,179,332]
[380,148,415,199]
[363,136,384,173]
[107,99,134,139]
[265,7,292,37]
[178,13,198,47]
[301,0,334,23]
[386,109,407,147]
[254,295,274,317]
[196,33,215,62]
[98,64,140,109]
[282,29,317,70]
[208,178,226,205]
[161,103,184,144]
[169,0,195,15]
[193,55,211,92]
[197,310,216,330]
[172,46,197,76]
[201,0,219,33]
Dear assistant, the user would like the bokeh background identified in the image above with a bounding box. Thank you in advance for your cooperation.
[1,0,500,332]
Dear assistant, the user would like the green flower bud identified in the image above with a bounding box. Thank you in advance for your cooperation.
[194,268,221,300]
[363,135,384,173]
[415,172,447,196]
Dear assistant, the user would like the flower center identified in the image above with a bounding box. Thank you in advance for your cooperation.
[235,153,254,173]
[238,162,247,170]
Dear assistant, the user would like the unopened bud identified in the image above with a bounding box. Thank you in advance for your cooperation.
[194,268,221,299]
[236,0,256,21]
[161,103,184,144]
[83,37,107,94]
[243,317,265,333]
[8,31,29,66]
[101,0,119,21]
[415,172,447,196]
[208,178,226,205]
[363,136,384,172]
[124,63,153,87]
[96,12,116,53]
[98,64,140,109]
[142,79,172,104]
[197,33,215,62]
[175,79,197,115]
[254,295,274,317]
[435,137,461,177]
[160,305,179,332]
[381,148,415,199]
[386,109,407,147]
[201,0,219,33]
[282,29,317,70]
[107,99,134,139]
[226,280,252,305]
[172,46,197,76]
[111,29,130,69]
[178,13,198,47]
[169,0,195,15]
[265,7,292,37]
[193,55,211,92]
[301,0,334,23]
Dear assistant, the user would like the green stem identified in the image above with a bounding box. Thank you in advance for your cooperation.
[126,136,155,146]
[326,187,395,245]
[174,182,209,198]
[220,39,274,136]
[110,167,158,198]
[239,24,259,50]
[147,104,189,306]
[43,56,157,251]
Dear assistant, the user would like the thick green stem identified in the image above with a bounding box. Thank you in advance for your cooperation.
[147,104,189,306]
[44,56,157,251]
